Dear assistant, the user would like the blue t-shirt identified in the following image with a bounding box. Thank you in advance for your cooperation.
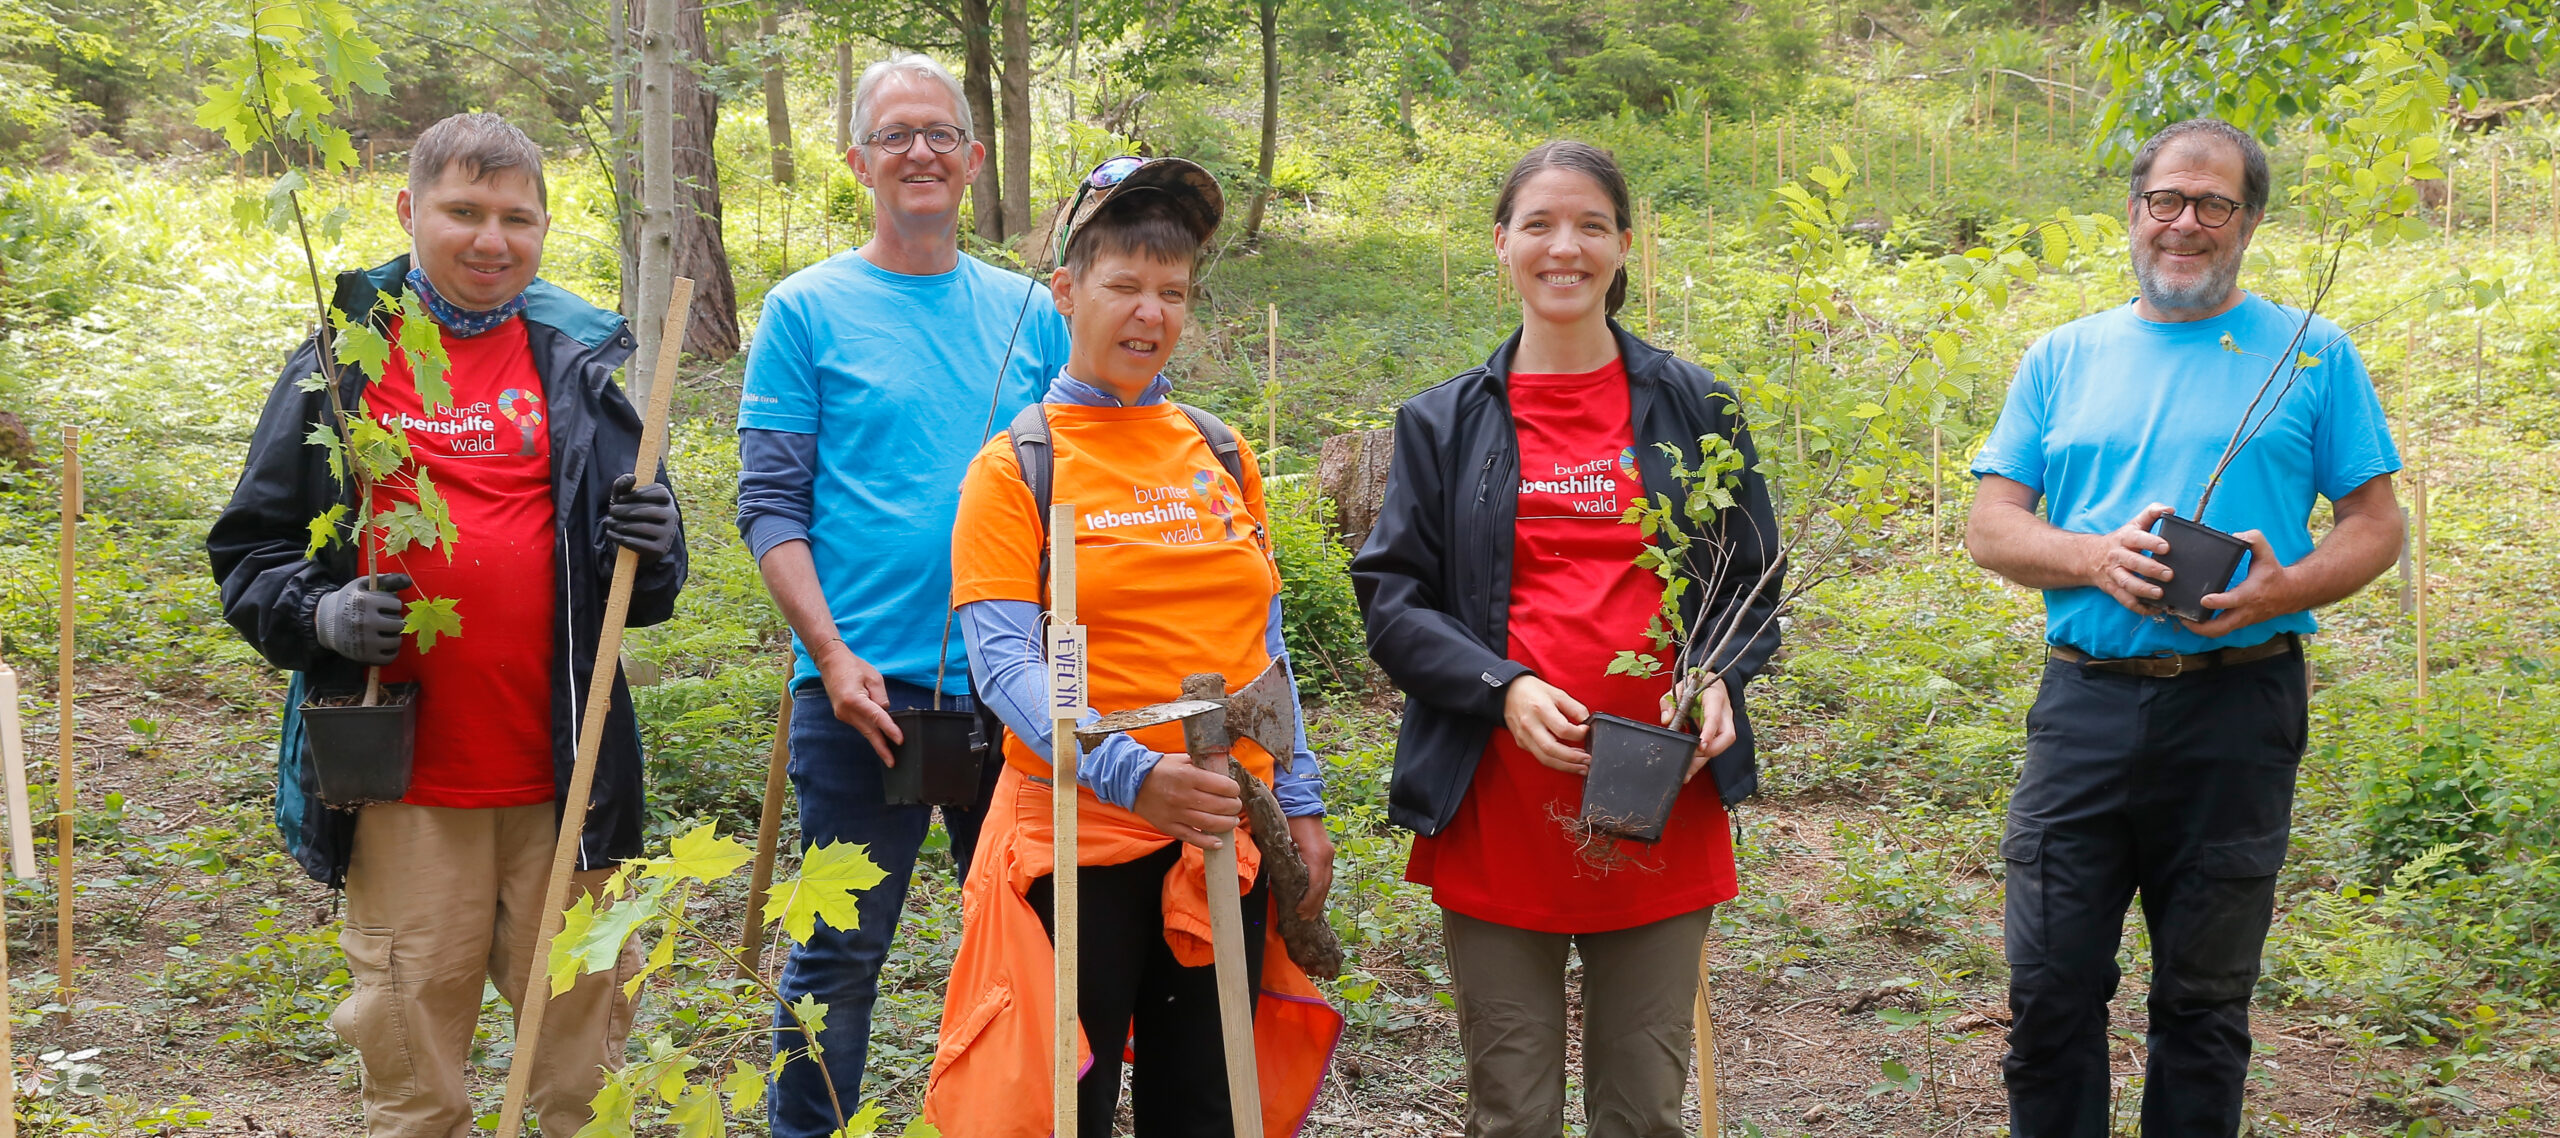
[1972,293,2400,658]
[738,250,1070,691]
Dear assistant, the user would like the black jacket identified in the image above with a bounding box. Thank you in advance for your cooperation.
[206,255,686,885]
[1350,323,1784,836]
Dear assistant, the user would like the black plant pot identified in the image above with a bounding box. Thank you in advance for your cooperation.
[2152,514,2251,623]
[299,682,419,808]
[884,708,988,807]
[1579,712,1697,843]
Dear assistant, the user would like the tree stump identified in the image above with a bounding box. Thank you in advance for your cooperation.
[1316,428,1394,551]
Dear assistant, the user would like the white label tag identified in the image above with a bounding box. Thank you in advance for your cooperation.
[1046,624,1089,718]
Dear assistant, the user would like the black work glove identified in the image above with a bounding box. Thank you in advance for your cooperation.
[603,473,678,565]
[311,573,413,666]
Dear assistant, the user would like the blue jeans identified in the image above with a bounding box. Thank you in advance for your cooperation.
[770,678,996,1138]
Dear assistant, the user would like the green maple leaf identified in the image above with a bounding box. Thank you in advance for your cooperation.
[830,1102,888,1138]
[192,75,259,151]
[668,1083,725,1138]
[331,311,391,379]
[546,877,665,997]
[721,1060,765,1117]
[644,824,753,884]
[303,421,345,480]
[570,1070,640,1138]
[260,170,307,233]
[228,192,266,232]
[401,595,462,653]
[393,288,453,411]
[786,993,830,1040]
[900,1120,940,1138]
[306,0,391,97]
[624,884,684,999]
[762,841,886,944]
[304,504,346,559]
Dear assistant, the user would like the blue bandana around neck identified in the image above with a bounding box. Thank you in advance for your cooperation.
[405,266,527,338]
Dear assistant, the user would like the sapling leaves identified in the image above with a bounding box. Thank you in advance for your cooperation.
[644,824,754,883]
[304,503,345,558]
[667,1082,725,1138]
[764,841,888,943]
[721,1060,765,1117]
[391,288,452,411]
[547,877,667,997]
[401,595,461,652]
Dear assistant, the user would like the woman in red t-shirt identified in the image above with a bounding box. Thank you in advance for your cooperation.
[1352,141,1784,1135]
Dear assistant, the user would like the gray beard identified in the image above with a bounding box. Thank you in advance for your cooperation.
[2132,241,2244,313]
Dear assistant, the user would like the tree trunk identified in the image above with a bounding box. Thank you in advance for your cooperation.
[672,0,741,357]
[612,0,635,325]
[634,0,677,404]
[960,0,1003,240]
[762,9,795,185]
[1000,0,1031,239]
[835,39,853,155]
[1243,0,1278,243]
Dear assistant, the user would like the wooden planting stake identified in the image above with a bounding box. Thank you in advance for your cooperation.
[493,275,693,1138]
[2414,448,2429,701]
[55,426,77,1004]
[1266,304,1280,454]
[1777,118,1788,183]
[0,667,31,879]
[1438,213,1450,311]
[1930,423,1944,558]
[2488,148,2499,251]
[1694,939,1719,1136]
[739,680,794,977]
[1047,501,1085,1138]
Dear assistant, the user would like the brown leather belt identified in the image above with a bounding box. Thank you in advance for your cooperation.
[2050,633,2298,678]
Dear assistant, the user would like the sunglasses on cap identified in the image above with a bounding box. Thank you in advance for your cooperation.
[1055,155,1148,264]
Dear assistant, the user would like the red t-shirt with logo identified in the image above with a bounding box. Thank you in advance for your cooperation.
[1404,357,1739,933]
[364,315,559,808]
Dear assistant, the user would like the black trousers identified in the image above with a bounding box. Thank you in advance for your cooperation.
[1028,842,1271,1138]
[2002,645,2308,1137]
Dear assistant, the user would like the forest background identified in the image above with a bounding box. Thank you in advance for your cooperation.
[0,0,2557,1134]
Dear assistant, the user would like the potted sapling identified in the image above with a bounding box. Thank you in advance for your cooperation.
[2150,23,2456,621]
[1586,149,2124,844]
[196,12,461,806]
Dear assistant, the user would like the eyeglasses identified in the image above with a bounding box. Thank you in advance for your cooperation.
[1055,155,1147,263]
[2135,189,2248,228]
[864,123,966,155]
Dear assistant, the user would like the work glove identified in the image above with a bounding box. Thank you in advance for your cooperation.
[312,573,413,666]
[603,473,678,565]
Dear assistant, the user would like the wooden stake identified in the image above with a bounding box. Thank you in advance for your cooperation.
[1695,940,1719,1137]
[2414,440,2429,701]
[494,276,693,1138]
[1931,423,1944,557]
[1265,304,1280,454]
[2067,61,2077,118]
[0,667,33,878]
[2488,148,2500,251]
[1048,501,1084,1138]
[739,681,794,977]
[364,138,376,174]
[1778,118,1788,183]
[54,426,76,1004]
[1439,212,1450,310]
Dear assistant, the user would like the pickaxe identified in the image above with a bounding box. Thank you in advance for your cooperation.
[1074,663,1343,1138]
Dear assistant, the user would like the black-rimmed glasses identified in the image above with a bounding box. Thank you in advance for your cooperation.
[2135,189,2248,228]
[864,123,966,155]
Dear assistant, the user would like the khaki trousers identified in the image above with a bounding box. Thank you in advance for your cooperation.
[331,801,638,1138]
[1443,906,1715,1138]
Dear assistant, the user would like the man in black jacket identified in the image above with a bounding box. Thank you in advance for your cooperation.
[206,113,684,1138]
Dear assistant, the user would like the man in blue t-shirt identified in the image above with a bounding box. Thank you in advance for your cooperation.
[734,52,1069,1138]
[1967,119,2403,1136]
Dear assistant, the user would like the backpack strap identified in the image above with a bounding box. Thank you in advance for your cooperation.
[1176,403,1246,490]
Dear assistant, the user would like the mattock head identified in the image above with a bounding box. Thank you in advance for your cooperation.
[1071,664,1296,761]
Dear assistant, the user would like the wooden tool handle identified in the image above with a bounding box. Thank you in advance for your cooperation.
[1178,673,1263,1138]
[494,276,693,1138]
[0,665,35,878]
[1696,937,1720,1136]
[740,681,794,976]
[55,426,76,1004]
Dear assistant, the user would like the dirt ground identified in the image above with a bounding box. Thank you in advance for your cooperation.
[18,675,2555,1137]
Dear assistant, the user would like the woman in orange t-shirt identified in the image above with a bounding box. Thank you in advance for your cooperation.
[1350,141,1785,1135]
[922,157,1341,1138]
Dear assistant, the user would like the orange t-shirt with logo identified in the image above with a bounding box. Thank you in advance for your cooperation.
[950,401,1282,860]
[365,316,559,809]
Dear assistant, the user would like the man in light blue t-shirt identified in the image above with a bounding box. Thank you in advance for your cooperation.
[733,52,1068,1138]
[1966,120,2403,1137]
